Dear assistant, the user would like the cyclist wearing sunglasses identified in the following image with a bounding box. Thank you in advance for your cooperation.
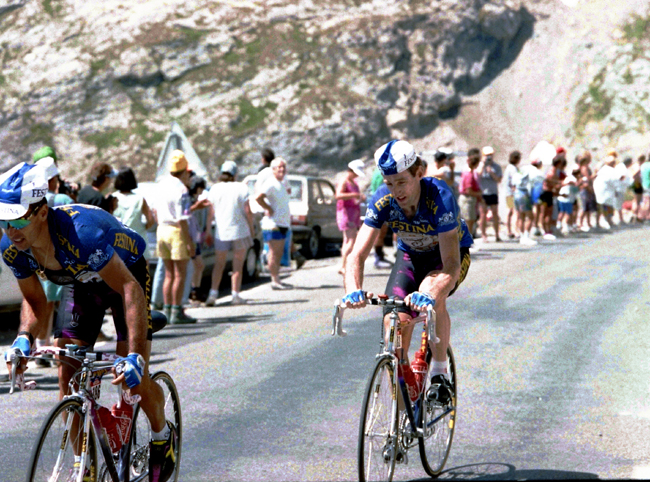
[342,140,473,406]
[0,162,177,482]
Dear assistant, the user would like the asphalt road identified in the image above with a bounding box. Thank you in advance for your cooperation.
[2,224,650,481]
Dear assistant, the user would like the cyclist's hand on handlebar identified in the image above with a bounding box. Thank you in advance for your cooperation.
[405,291,435,312]
[342,289,373,308]
[112,353,146,389]
[4,337,30,378]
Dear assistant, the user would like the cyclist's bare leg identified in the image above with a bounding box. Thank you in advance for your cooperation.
[55,337,89,455]
[116,339,166,433]
[383,312,415,362]
[429,298,450,367]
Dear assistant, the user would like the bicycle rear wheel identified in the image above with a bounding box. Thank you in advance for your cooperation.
[358,356,398,482]
[27,397,98,482]
[128,371,182,482]
[418,346,457,477]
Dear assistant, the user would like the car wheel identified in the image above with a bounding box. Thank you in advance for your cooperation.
[302,228,321,259]
[243,245,259,281]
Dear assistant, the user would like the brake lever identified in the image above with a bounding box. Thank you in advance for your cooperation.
[427,306,440,344]
[332,301,347,337]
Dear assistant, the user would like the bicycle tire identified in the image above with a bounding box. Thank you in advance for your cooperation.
[358,356,398,482]
[418,346,457,477]
[27,397,98,482]
[128,370,182,482]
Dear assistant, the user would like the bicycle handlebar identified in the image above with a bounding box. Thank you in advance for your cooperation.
[332,295,436,340]
[8,345,120,394]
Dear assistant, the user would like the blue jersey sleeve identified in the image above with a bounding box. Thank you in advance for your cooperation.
[431,182,462,234]
[364,184,392,229]
[0,235,36,279]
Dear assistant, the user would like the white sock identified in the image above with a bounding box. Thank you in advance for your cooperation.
[431,360,449,379]
[231,291,239,297]
[208,289,218,298]
[151,424,170,441]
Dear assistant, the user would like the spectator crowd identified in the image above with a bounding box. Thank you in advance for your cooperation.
[16,141,650,338]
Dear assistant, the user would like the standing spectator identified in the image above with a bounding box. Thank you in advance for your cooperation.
[205,161,254,306]
[259,147,275,173]
[502,150,522,239]
[255,158,292,290]
[113,167,156,259]
[539,155,563,240]
[593,155,618,230]
[630,155,646,222]
[77,162,118,213]
[513,159,538,245]
[614,156,632,224]
[477,146,503,242]
[557,164,580,234]
[32,145,79,200]
[335,159,366,276]
[368,168,392,268]
[458,148,482,239]
[641,152,650,221]
[154,150,196,324]
[428,148,456,195]
[187,174,211,304]
[529,158,545,236]
[578,151,597,231]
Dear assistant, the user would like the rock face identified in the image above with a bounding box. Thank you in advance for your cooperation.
[571,12,650,153]
[0,0,532,181]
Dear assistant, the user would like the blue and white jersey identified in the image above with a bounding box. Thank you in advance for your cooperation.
[1,204,146,284]
[364,177,473,255]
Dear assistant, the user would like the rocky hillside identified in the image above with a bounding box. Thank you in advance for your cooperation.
[0,0,532,182]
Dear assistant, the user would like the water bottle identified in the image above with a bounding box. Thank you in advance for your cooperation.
[398,359,420,402]
[97,406,122,452]
[412,350,428,387]
[111,396,134,446]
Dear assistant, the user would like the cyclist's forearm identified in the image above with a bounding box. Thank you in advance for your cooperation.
[123,281,148,355]
[344,255,365,292]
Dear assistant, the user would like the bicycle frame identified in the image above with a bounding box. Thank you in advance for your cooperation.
[10,346,139,482]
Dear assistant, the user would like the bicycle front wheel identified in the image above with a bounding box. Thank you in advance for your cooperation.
[27,397,98,482]
[358,356,398,482]
[419,346,457,477]
[128,370,182,482]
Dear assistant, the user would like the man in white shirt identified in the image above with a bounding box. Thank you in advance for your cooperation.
[255,158,292,290]
[154,150,196,324]
[205,161,255,306]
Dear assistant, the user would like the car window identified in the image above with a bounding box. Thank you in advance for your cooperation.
[289,180,303,201]
[310,181,322,203]
[319,181,335,204]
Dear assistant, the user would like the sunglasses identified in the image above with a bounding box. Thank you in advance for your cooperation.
[0,204,43,230]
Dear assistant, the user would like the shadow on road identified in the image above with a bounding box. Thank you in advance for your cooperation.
[0,373,59,394]
[411,462,599,480]
[197,314,274,325]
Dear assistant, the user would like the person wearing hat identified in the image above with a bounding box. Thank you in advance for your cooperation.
[477,146,503,242]
[76,162,119,213]
[342,139,473,406]
[33,145,79,200]
[335,159,366,276]
[152,149,196,324]
[427,148,456,193]
[0,162,178,481]
[204,160,255,306]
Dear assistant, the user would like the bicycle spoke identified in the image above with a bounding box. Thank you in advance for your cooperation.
[358,358,397,482]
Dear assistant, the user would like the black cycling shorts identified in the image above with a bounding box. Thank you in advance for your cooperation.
[382,247,471,317]
[53,257,153,345]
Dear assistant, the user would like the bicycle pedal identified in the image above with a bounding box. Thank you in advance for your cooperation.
[395,449,408,465]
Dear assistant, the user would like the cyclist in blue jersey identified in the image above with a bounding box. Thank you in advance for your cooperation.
[343,140,472,405]
[1,162,176,482]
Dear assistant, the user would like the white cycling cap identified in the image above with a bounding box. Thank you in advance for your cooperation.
[374,140,417,175]
[34,156,59,181]
[0,162,49,220]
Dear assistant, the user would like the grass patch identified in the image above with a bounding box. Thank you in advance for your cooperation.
[42,0,62,17]
[85,129,129,151]
[573,70,613,135]
[230,98,270,133]
[0,75,5,87]
[622,13,650,42]
[21,122,55,147]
